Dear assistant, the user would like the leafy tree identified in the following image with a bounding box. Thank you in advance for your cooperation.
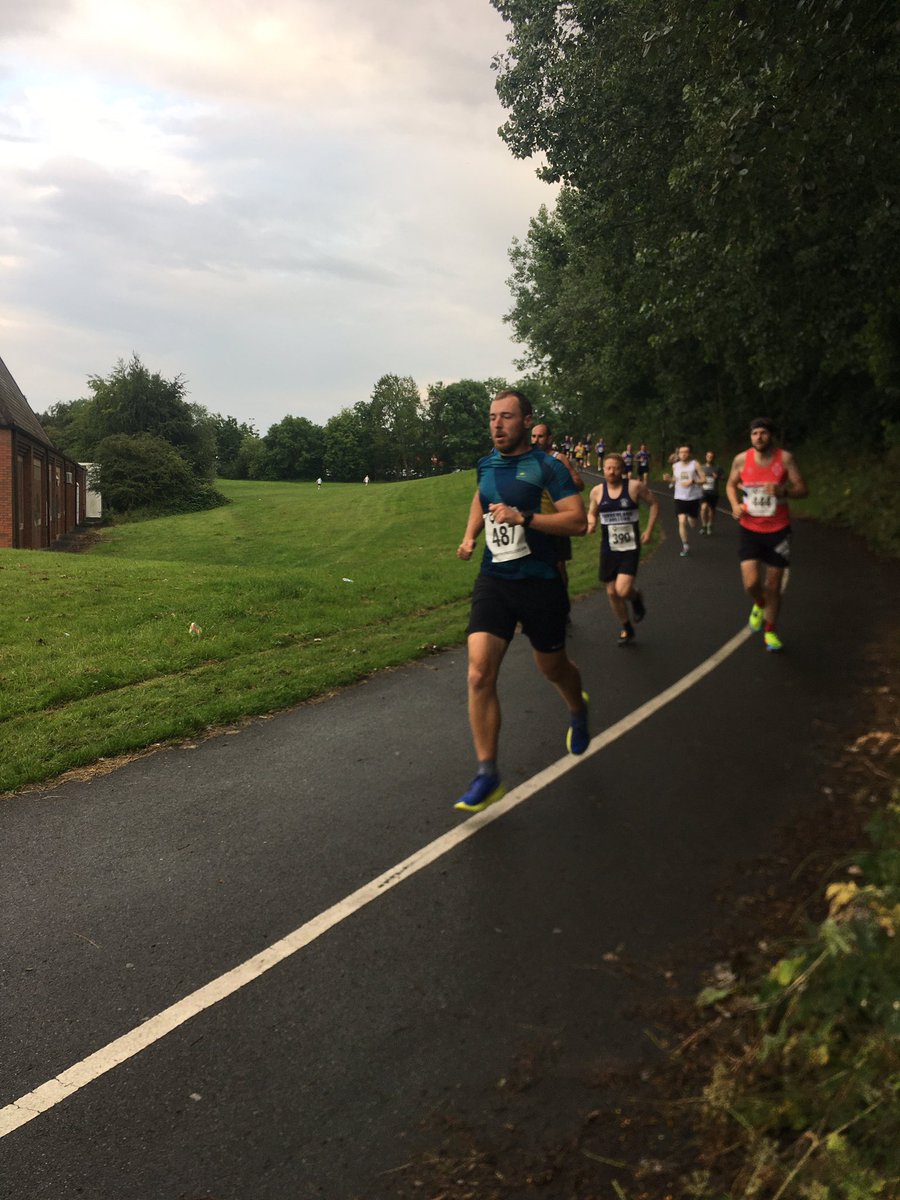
[369,374,425,477]
[35,398,94,457]
[423,379,493,468]
[80,354,216,477]
[93,434,226,514]
[491,0,900,449]
[259,415,325,480]
[232,432,267,480]
[209,414,258,477]
[323,403,377,482]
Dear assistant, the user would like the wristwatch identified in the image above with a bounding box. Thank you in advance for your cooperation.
[521,511,534,528]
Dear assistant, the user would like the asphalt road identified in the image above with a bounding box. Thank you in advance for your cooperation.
[1,495,897,1198]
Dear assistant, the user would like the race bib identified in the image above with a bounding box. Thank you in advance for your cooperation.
[608,523,637,551]
[484,513,531,563]
[744,486,778,517]
[600,511,638,551]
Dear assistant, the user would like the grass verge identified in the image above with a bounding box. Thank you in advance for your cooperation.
[0,474,608,794]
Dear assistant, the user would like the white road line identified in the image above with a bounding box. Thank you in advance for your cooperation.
[0,625,751,1140]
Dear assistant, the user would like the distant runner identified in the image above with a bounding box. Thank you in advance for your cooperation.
[726,417,808,652]
[636,443,650,482]
[664,445,705,556]
[454,390,590,813]
[587,453,659,645]
[531,421,585,616]
[699,451,724,535]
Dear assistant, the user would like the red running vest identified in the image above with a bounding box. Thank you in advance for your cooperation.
[740,446,790,533]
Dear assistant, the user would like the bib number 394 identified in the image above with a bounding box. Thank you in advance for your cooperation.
[484,513,531,563]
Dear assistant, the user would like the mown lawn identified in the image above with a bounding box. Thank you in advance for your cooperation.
[1,474,604,794]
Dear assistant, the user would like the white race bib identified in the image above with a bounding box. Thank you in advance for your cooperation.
[600,511,638,551]
[744,486,778,518]
[608,523,637,551]
[484,513,531,563]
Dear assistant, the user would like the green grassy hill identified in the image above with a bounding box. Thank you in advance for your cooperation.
[0,475,603,794]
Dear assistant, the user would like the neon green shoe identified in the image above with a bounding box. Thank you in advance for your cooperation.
[764,630,783,652]
[748,604,764,633]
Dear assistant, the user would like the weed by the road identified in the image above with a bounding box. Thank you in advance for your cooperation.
[689,787,900,1199]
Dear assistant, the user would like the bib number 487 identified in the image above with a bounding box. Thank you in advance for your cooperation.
[484,513,530,563]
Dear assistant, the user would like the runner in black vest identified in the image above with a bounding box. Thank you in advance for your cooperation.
[587,453,659,645]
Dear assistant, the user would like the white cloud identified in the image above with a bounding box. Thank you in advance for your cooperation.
[0,0,553,431]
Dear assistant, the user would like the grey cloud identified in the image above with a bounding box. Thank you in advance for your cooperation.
[0,0,71,38]
[16,153,399,287]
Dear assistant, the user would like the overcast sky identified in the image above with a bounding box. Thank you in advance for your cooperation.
[0,0,553,433]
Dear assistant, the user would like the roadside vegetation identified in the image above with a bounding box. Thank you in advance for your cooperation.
[687,791,900,1199]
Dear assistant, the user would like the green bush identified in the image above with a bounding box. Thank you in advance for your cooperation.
[93,433,229,515]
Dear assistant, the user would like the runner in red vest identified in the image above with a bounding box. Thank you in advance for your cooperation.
[726,417,808,652]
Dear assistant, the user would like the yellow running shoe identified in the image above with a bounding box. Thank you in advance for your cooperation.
[748,604,764,633]
[764,630,783,652]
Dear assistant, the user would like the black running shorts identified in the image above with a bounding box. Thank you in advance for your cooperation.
[739,525,792,568]
[599,546,640,583]
[468,574,568,654]
[675,498,701,518]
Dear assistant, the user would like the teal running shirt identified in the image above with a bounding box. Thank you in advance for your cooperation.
[477,447,578,579]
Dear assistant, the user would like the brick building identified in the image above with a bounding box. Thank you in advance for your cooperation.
[0,354,86,550]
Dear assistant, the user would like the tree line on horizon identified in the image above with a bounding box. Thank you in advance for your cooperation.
[38,356,580,515]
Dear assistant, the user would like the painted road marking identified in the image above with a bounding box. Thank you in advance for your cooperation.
[0,625,750,1139]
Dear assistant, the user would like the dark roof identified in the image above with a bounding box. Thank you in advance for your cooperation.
[0,353,53,446]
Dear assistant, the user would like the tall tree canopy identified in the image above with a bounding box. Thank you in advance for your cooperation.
[40,354,217,479]
[38,354,226,514]
[493,0,900,447]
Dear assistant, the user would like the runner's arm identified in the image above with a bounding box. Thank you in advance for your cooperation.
[780,452,809,500]
[725,454,746,519]
[457,490,484,559]
[556,451,585,492]
[634,481,659,543]
[489,492,587,538]
[586,486,601,534]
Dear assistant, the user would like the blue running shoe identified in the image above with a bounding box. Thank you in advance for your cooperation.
[454,773,505,813]
[566,692,590,755]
